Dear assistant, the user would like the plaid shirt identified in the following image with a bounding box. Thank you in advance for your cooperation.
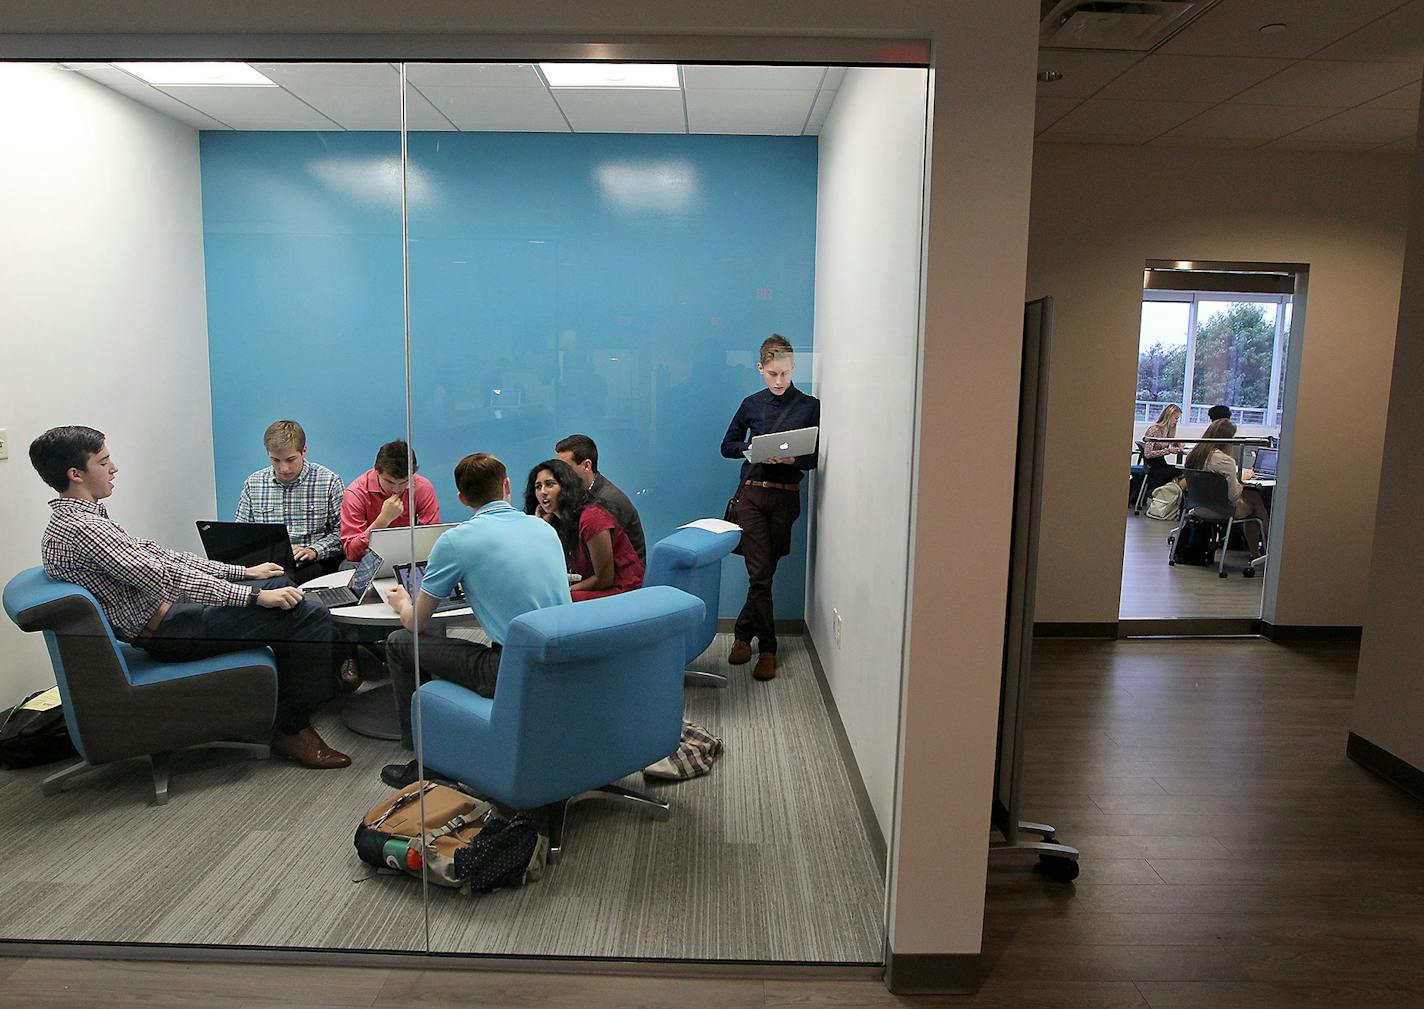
[235,460,345,560]
[41,497,250,641]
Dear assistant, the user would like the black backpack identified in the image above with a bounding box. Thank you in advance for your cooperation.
[455,814,542,892]
[1170,518,1217,567]
[0,688,77,769]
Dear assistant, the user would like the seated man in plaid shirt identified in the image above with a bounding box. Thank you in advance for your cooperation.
[29,425,351,769]
[235,419,345,584]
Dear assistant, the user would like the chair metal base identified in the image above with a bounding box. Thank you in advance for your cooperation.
[546,783,672,865]
[989,820,1081,881]
[40,741,270,805]
[684,667,728,688]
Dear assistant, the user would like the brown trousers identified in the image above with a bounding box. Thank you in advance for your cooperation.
[732,484,801,654]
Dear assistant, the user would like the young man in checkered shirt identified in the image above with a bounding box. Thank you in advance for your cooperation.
[29,425,351,769]
[235,419,345,584]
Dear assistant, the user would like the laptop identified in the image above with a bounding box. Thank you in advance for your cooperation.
[304,549,383,609]
[392,561,467,614]
[198,521,296,575]
[368,523,458,577]
[744,425,819,465]
[1252,448,1279,479]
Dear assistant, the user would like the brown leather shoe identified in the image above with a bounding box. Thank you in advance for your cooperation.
[336,657,362,693]
[753,651,777,681]
[728,640,753,665]
[272,727,351,769]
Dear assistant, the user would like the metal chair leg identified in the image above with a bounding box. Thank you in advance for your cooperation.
[150,751,173,806]
[41,759,91,796]
[684,668,728,688]
[545,799,568,866]
[1219,517,1233,577]
[589,782,673,821]
[546,783,672,865]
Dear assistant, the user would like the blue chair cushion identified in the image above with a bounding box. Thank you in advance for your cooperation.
[508,585,706,664]
[121,644,277,687]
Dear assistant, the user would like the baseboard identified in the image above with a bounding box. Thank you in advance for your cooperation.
[1117,618,1261,638]
[884,948,980,994]
[1032,621,1117,638]
[1347,732,1424,803]
[1261,623,1362,642]
[802,634,889,878]
[716,618,807,635]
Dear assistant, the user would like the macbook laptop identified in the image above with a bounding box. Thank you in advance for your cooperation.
[368,523,458,577]
[392,561,466,614]
[198,521,296,575]
[304,549,383,609]
[1252,448,1279,479]
[744,425,819,465]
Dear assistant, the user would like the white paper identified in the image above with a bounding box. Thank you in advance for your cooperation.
[679,518,742,535]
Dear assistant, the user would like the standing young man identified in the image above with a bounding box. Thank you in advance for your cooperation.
[340,439,441,562]
[555,433,647,565]
[29,426,350,768]
[720,334,820,682]
[235,419,345,583]
[381,452,571,788]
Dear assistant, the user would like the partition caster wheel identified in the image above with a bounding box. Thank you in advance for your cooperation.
[1037,855,1079,882]
[1218,571,1228,579]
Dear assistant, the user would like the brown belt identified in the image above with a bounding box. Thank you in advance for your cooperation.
[134,601,171,641]
[744,479,799,492]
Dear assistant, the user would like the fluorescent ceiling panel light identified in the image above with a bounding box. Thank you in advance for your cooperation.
[539,63,679,89]
[115,62,277,86]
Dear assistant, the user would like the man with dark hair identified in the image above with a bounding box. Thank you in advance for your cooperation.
[380,451,571,787]
[555,433,646,565]
[1207,404,1232,421]
[28,426,350,769]
[339,438,441,561]
[236,419,345,582]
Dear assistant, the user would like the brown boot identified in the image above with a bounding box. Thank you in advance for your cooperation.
[728,639,753,665]
[753,651,777,681]
[272,727,351,769]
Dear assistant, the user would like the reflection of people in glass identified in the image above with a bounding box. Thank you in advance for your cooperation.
[1184,419,1269,559]
[720,334,820,682]
[1142,404,1186,497]
[525,459,644,601]
[555,433,647,565]
[235,419,345,583]
[339,439,441,562]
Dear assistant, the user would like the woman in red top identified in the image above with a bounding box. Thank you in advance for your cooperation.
[524,459,643,601]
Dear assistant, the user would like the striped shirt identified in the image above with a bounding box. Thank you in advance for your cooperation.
[235,460,345,560]
[41,497,250,641]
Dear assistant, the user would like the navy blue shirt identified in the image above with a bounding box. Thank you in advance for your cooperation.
[720,384,821,485]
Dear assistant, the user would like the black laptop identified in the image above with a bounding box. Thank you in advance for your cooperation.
[197,521,296,574]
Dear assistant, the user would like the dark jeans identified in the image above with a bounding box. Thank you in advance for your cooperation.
[733,484,802,654]
[386,625,502,749]
[137,576,334,734]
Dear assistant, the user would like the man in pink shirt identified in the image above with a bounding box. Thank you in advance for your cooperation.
[340,439,442,562]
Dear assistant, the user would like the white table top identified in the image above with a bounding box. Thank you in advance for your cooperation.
[302,570,473,626]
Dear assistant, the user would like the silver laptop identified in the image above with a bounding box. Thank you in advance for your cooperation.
[304,549,383,609]
[744,426,819,465]
[367,523,457,577]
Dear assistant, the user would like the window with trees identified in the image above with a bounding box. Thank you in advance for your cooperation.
[1136,291,1290,428]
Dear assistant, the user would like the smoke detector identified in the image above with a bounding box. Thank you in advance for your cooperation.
[1040,1,1200,50]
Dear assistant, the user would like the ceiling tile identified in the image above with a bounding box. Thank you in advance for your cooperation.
[821,67,847,90]
[1035,95,1081,133]
[250,63,395,89]
[155,85,340,129]
[1230,59,1421,108]
[1044,98,1213,141]
[76,75,233,129]
[1035,132,1147,146]
[682,65,826,90]
[404,63,545,88]
[1265,105,1418,146]
[244,64,451,130]
[1160,103,1335,142]
[551,88,687,134]
[685,88,815,135]
[417,86,569,132]
[1363,81,1422,108]
[1312,0,1424,61]
[1095,54,1294,103]
[1147,134,1264,149]
[1378,134,1417,149]
[804,87,839,132]
[1158,0,1410,58]
[1037,49,1142,98]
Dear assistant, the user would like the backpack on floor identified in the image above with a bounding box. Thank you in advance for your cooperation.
[1145,481,1181,521]
[0,687,77,769]
[354,781,547,893]
[1170,517,1217,567]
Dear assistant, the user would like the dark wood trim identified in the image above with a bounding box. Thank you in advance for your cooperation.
[1347,732,1424,803]
[885,948,979,994]
[716,618,806,635]
[1117,618,1261,638]
[803,635,889,877]
[1261,623,1362,642]
[1032,621,1117,638]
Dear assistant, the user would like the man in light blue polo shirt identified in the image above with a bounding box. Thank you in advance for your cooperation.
[382,451,571,787]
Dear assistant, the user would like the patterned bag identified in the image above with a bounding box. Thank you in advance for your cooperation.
[643,720,724,780]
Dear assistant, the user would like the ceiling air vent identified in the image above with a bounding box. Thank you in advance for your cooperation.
[1040,1,1200,50]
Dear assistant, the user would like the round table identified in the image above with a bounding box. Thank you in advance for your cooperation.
[303,570,474,740]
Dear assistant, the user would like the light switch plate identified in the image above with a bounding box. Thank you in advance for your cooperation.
[0,428,8,460]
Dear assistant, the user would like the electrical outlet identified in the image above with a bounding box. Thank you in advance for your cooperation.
[832,608,843,648]
[0,428,8,460]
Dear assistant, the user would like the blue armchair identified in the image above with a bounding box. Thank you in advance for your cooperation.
[3,567,277,804]
[643,523,742,687]
[417,585,704,862]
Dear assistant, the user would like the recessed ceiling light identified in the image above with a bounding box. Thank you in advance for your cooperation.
[1038,70,1064,83]
[1258,22,1288,35]
[539,62,680,89]
[115,62,277,86]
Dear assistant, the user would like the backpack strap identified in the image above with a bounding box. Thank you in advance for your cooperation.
[422,801,494,844]
[369,782,440,829]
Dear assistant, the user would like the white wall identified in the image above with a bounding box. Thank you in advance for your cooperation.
[0,64,217,697]
[1027,143,1411,626]
[808,67,928,840]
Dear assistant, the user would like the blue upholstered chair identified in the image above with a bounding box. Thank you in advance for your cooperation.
[3,567,277,804]
[643,523,742,687]
[417,585,704,863]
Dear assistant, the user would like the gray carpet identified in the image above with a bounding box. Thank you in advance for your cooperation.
[0,633,884,962]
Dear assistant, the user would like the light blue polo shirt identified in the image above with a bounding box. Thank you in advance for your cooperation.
[421,500,572,644]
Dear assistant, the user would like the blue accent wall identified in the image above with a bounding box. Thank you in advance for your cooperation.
[201,131,817,617]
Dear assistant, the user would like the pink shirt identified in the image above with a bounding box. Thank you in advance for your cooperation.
[339,468,441,561]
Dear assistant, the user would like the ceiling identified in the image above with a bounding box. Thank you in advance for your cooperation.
[1037,0,1424,151]
[61,62,846,136]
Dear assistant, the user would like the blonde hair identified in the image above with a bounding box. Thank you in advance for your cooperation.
[263,419,306,454]
[759,333,794,366]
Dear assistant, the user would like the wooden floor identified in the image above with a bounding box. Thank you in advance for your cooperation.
[5,637,1421,1007]
[1119,512,1263,619]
